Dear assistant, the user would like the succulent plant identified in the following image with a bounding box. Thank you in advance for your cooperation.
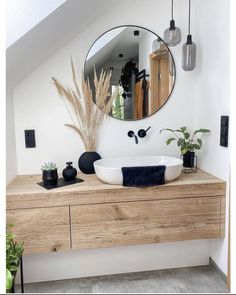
[41,162,57,171]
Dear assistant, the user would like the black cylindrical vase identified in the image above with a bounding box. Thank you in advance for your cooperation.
[42,169,58,186]
[183,151,195,168]
[78,152,101,174]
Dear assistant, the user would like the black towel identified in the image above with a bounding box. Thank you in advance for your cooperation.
[121,166,166,187]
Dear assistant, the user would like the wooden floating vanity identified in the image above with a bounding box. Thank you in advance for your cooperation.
[6,170,226,255]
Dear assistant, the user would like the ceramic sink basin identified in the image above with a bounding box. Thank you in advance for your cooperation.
[94,156,183,185]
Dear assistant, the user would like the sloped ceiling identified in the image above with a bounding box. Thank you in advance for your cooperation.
[6,0,119,88]
[6,0,66,47]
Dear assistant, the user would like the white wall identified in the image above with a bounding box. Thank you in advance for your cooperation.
[6,0,65,47]
[138,31,156,74]
[11,0,230,283]
[6,88,17,183]
[18,240,209,284]
[14,0,195,175]
[192,0,230,275]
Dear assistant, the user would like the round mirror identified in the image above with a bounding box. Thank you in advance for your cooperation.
[84,25,175,121]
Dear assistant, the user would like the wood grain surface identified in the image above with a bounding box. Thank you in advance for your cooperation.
[70,196,223,249]
[7,206,70,254]
[6,170,226,210]
[6,170,226,254]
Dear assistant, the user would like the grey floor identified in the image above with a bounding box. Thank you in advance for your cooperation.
[16,265,229,294]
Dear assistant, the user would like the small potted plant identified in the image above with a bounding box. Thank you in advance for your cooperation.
[41,162,58,186]
[160,127,210,168]
[6,225,24,293]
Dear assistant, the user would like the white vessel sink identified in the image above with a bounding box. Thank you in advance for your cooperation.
[94,156,183,185]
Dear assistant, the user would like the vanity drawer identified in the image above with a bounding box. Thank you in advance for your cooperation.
[71,196,223,250]
[6,207,71,254]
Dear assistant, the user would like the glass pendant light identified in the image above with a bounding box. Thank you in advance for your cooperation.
[182,0,196,71]
[163,0,181,46]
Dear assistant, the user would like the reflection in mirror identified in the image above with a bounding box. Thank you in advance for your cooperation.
[85,26,175,121]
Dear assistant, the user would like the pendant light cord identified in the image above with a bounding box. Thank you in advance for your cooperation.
[188,0,191,35]
[171,0,174,20]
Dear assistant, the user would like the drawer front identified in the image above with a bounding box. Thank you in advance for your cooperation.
[71,197,221,250]
[7,207,70,254]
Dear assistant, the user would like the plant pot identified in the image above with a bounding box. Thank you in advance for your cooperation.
[78,152,101,174]
[42,169,58,186]
[183,151,195,168]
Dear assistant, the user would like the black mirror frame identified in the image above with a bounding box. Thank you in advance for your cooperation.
[84,24,176,121]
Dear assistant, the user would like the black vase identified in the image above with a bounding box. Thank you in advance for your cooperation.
[62,162,77,181]
[42,169,58,186]
[183,151,195,168]
[78,152,101,174]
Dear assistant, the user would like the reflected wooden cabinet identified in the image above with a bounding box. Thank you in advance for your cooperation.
[149,45,174,113]
[6,171,226,255]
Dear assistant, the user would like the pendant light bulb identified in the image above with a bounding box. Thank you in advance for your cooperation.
[163,0,181,47]
[182,0,196,71]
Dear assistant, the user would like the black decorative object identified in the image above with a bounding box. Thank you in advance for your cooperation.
[24,130,36,148]
[38,177,84,190]
[62,162,77,181]
[78,151,101,174]
[42,169,58,186]
[220,116,229,147]
[181,152,197,173]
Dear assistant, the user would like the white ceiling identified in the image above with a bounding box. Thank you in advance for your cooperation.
[6,0,119,88]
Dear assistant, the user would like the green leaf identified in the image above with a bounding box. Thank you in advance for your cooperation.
[180,127,187,132]
[197,138,202,147]
[184,132,190,139]
[166,138,176,145]
[9,265,18,272]
[193,144,201,150]
[6,269,13,290]
[7,224,14,229]
[193,129,210,136]
[159,128,175,134]
[177,138,184,147]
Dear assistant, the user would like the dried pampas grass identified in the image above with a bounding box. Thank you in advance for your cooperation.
[52,58,115,151]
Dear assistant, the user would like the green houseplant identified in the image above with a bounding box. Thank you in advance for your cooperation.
[6,225,24,292]
[160,127,210,167]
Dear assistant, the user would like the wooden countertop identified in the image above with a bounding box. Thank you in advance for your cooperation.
[6,170,226,210]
